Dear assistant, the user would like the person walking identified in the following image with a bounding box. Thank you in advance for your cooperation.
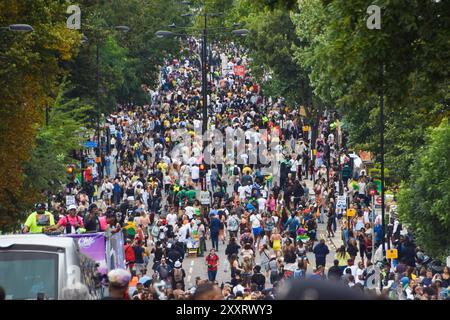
[313,239,330,269]
[197,216,207,257]
[171,261,186,291]
[205,249,219,282]
[226,211,240,239]
[210,212,221,251]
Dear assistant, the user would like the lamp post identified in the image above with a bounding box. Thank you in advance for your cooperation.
[0,24,34,32]
[370,188,376,264]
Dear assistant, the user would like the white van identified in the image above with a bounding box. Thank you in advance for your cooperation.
[0,234,100,300]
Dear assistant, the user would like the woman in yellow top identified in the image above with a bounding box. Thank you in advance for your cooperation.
[335,245,351,272]
[270,229,282,257]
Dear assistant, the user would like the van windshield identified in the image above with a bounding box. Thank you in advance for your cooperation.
[0,251,58,299]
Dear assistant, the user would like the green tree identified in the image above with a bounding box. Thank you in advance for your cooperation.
[0,0,80,230]
[397,118,450,259]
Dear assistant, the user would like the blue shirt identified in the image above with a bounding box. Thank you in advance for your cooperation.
[210,217,220,234]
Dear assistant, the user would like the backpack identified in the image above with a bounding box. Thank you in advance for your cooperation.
[228,216,239,230]
[233,166,239,176]
[158,265,169,279]
[174,268,183,282]
[294,269,305,279]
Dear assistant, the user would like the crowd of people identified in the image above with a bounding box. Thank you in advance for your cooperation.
[20,37,449,301]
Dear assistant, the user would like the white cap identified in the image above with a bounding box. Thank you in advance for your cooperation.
[174,261,182,268]
[108,269,131,288]
[67,204,77,211]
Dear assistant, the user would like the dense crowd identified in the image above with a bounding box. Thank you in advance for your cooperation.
[20,38,449,301]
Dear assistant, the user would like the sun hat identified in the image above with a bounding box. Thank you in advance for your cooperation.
[67,204,77,211]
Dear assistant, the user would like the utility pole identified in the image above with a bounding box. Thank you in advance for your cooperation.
[201,13,208,136]
[380,64,388,274]
[96,41,103,181]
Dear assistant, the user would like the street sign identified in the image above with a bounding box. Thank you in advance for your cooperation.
[376,196,382,205]
[233,65,246,77]
[83,141,98,148]
[336,196,347,210]
[66,195,76,206]
[199,191,211,205]
[347,208,356,217]
[386,249,398,260]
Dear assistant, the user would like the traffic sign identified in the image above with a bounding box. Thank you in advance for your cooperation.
[376,196,382,205]
[199,191,211,205]
[386,249,398,260]
[347,208,356,217]
[83,141,98,148]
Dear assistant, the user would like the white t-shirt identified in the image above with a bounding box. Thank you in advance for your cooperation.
[355,268,365,285]
[233,284,245,295]
[289,159,299,172]
[257,198,267,212]
[191,166,200,180]
[250,214,261,228]
[343,265,358,278]
[166,213,178,227]
[185,206,196,220]
[238,186,247,200]
[363,210,371,224]
[357,182,366,195]
[178,224,191,242]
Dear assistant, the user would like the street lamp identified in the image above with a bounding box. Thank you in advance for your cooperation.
[115,26,130,32]
[2,24,34,32]
[231,29,249,36]
[155,30,176,38]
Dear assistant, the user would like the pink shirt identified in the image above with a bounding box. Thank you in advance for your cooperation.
[99,216,107,231]
[58,215,84,228]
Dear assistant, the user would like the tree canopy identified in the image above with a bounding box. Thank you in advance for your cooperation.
[397,118,450,260]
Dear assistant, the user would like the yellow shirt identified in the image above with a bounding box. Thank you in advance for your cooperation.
[24,211,55,234]
[336,252,351,266]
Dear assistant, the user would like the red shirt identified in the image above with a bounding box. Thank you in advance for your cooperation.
[206,254,219,271]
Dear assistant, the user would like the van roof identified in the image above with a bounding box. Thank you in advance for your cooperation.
[0,234,76,249]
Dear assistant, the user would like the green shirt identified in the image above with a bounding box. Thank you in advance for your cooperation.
[24,211,55,233]
[185,190,197,201]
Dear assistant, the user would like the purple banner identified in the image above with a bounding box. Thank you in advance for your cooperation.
[67,233,106,263]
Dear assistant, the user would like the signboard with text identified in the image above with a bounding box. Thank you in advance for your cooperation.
[233,65,246,77]
[199,191,211,205]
